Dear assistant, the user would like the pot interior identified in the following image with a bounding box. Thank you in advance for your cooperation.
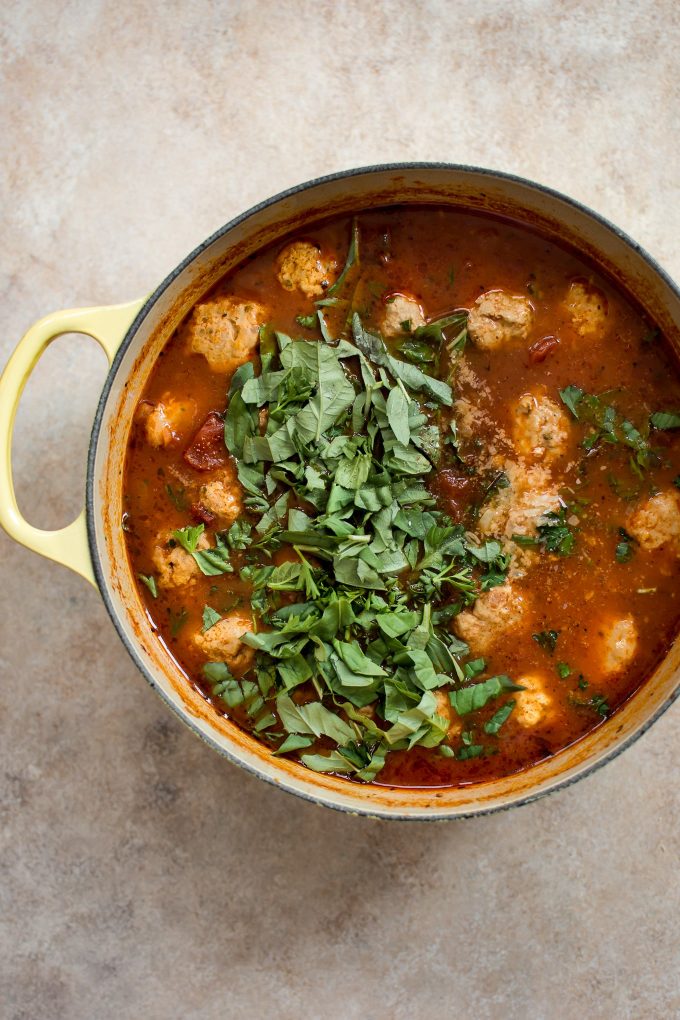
[88,165,680,818]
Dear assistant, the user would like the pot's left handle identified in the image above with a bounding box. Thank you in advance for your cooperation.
[0,299,146,586]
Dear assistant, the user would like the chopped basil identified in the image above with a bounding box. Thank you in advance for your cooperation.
[569,692,609,717]
[483,700,516,735]
[165,483,187,511]
[168,607,188,637]
[556,661,571,679]
[532,630,559,654]
[615,527,637,563]
[138,573,158,598]
[449,676,524,716]
[536,509,576,556]
[650,411,680,430]
[170,311,525,780]
[296,314,317,330]
[202,606,222,632]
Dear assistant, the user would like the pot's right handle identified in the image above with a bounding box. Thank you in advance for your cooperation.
[0,299,146,587]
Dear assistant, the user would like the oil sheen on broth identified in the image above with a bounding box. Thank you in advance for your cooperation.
[123,207,680,788]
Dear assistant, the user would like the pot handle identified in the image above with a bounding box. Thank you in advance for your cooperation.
[0,298,146,587]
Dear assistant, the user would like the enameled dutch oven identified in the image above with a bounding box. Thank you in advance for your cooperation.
[2,164,680,820]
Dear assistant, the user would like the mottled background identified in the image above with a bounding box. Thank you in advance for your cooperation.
[1,2,679,1018]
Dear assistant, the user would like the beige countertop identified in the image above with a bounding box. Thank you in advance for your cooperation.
[1,2,679,1017]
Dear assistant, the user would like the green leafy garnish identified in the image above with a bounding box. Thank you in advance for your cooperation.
[615,527,637,563]
[138,573,158,598]
[449,676,524,716]
[165,484,188,511]
[186,316,520,780]
[483,700,516,734]
[202,606,222,632]
[326,217,359,297]
[569,692,610,717]
[535,508,576,556]
[532,630,559,654]
[559,385,656,471]
[173,525,234,576]
[169,607,189,637]
[650,411,680,430]
[556,661,571,679]
[296,314,317,330]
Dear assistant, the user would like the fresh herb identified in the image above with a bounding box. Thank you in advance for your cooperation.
[532,630,559,654]
[449,676,524,716]
[202,606,222,632]
[650,411,680,430]
[169,607,189,637]
[615,527,637,563]
[556,661,571,679]
[569,692,610,717]
[138,573,158,598]
[189,316,521,780]
[296,313,317,330]
[535,508,576,556]
[483,700,516,734]
[165,483,188,511]
[326,217,359,297]
[559,385,655,471]
[173,525,234,576]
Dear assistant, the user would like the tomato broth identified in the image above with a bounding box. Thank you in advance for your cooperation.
[123,207,680,788]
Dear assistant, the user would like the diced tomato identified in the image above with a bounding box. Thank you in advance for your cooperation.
[528,335,560,363]
[191,502,217,527]
[183,411,227,471]
[433,470,478,520]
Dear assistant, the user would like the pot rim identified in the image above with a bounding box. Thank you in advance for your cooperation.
[85,161,680,820]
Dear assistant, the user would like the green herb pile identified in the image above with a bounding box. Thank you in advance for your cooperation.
[190,312,520,780]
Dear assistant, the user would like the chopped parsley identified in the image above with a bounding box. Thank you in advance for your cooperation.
[615,527,637,563]
[532,630,559,654]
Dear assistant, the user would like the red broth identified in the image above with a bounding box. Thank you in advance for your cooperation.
[123,207,680,788]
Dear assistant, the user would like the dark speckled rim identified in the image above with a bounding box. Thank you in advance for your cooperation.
[86,162,680,821]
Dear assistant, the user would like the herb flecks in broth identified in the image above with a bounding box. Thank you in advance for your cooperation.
[123,207,680,789]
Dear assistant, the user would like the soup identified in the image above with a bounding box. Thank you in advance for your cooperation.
[123,206,680,788]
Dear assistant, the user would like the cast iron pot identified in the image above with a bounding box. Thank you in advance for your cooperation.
[2,164,679,819]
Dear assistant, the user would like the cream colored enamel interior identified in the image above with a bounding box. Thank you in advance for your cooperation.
[92,167,680,817]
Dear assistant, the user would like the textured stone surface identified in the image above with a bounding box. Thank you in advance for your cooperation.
[1,2,679,1018]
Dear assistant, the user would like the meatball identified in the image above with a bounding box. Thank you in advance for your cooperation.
[511,390,571,465]
[478,460,561,571]
[152,531,210,589]
[199,469,243,527]
[380,293,426,338]
[514,674,553,727]
[194,611,255,674]
[275,241,336,298]
[187,296,267,374]
[627,490,680,553]
[599,615,638,676]
[453,582,527,656]
[467,290,534,350]
[564,280,608,337]
[138,396,197,448]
